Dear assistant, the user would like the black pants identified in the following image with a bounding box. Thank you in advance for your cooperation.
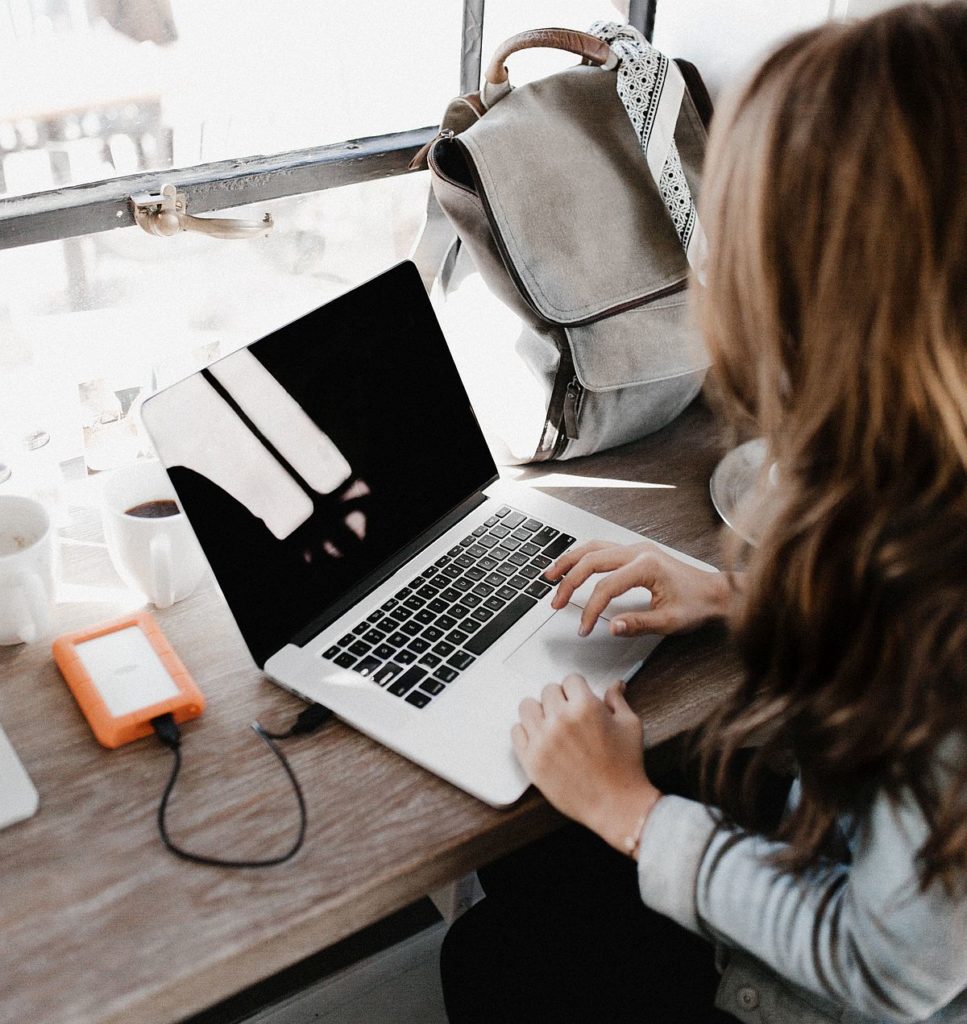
[440,821,736,1023]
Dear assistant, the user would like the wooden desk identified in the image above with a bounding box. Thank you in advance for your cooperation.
[0,399,740,1024]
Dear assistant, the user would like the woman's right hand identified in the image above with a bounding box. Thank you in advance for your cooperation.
[546,540,736,638]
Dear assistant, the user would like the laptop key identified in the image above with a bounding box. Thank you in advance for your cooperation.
[339,633,356,646]
[380,598,399,612]
[508,551,529,566]
[479,555,498,572]
[511,527,531,542]
[440,587,462,603]
[448,651,476,671]
[419,652,442,668]
[448,545,462,558]
[374,663,403,686]
[396,649,417,665]
[405,690,432,708]
[479,535,499,549]
[458,618,482,634]
[436,614,457,631]
[531,554,552,569]
[404,596,423,611]
[374,643,396,660]
[393,605,414,620]
[420,679,446,696]
[462,593,482,608]
[519,565,540,579]
[473,582,495,598]
[496,563,515,578]
[387,631,410,647]
[464,594,538,656]
[490,524,510,538]
[429,597,448,614]
[472,525,488,537]
[388,666,426,697]
[401,620,422,637]
[424,626,444,642]
[415,609,436,625]
[323,645,340,659]
[334,652,356,668]
[442,565,461,579]
[485,572,504,587]
[409,637,430,653]
[363,628,386,644]
[471,607,494,622]
[410,575,427,588]
[498,537,521,551]
[446,629,470,646]
[542,534,576,560]
[531,526,559,548]
[522,518,542,532]
[433,640,455,657]
[503,511,526,528]
[520,541,540,557]
[484,596,504,611]
[451,603,471,619]
[453,578,473,593]
[466,566,485,581]
[484,515,498,527]
[496,585,516,601]
[495,506,511,517]
[434,666,458,683]
[416,585,439,601]
[434,555,451,568]
[507,575,529,591]
[395,587,413,600]
[467,544,487,559]
[355,655,381,676]
[349,640,371,657]
[367,611,383,624]
[525,580,553,599]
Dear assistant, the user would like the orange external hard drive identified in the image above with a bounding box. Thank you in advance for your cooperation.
[53,611,204,748]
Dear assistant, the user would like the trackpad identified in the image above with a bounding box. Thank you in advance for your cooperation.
[504,603,660,694]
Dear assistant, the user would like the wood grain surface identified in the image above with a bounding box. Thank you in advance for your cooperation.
[0,399,740,1024]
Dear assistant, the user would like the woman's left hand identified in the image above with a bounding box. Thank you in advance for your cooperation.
[512,674,662,856]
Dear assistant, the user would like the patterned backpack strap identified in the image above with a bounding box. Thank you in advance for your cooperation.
[589,21,708,281]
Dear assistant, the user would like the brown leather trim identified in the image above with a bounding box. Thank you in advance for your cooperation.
[485,28,613,85]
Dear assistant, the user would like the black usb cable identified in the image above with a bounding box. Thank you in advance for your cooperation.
[151,703,332,868]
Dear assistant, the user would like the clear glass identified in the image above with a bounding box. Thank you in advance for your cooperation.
[0,171,430,481]
[0,0,463,197]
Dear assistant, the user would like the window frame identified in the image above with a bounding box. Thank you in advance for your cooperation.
[0,0,654,251]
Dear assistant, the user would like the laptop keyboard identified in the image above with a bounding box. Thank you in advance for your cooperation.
[321,505,575,709]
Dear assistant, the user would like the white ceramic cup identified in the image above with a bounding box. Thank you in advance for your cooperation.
[0,495,55,645]
[101,461,207,609]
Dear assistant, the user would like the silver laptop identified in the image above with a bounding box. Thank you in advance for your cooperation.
[141,261,711,806]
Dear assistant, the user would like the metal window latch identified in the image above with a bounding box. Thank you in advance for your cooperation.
[130,183,273,239]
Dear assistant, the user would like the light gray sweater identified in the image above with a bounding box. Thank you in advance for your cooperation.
[637,764,967,1023]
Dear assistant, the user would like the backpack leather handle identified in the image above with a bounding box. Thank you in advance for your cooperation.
[484,28,618,86]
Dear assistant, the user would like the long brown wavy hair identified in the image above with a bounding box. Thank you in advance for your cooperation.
[696,2,967,888]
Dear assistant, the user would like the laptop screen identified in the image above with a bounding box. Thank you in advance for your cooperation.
[143,262,498,667]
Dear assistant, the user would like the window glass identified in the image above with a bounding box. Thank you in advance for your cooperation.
[0,172,429,483]
[0,0,462,197]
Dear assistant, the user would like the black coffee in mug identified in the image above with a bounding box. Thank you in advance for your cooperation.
[125,499,179,519]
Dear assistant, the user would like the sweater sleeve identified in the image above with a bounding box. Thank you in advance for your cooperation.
[636,784,967,1023]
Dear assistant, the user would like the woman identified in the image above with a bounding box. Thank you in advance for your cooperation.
[441,4,967,1022]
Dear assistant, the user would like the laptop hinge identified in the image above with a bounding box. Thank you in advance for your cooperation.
[289,484,496,650]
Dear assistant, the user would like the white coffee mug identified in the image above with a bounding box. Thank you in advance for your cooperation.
[0,495,55,645]
[101,461,207,609]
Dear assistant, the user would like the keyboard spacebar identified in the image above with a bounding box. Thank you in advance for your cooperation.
[464,594,537,656]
